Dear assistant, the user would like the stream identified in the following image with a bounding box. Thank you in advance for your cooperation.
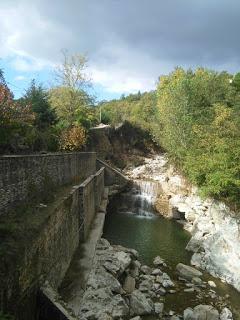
[103,179,240,318]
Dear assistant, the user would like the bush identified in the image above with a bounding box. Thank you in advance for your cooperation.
[60,125,87,151]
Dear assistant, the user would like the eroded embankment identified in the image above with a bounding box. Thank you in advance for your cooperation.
[124,154,240,293]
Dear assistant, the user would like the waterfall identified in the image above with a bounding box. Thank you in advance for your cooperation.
[117,180,160,217]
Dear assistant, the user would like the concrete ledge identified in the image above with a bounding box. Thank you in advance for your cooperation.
[40,284,77,320]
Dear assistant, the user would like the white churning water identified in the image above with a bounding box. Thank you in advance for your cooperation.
[118,180,161,217]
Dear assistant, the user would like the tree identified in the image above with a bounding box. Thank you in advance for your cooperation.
[55,50,90,90]
[232,72,240,91]
[51,51,95,128]
[0,69,34,152]
[48,86,97,128]
[22,80,56,129]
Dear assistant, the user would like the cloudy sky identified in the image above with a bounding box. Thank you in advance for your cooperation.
[0,0,240,100]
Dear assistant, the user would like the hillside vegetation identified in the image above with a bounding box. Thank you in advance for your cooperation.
[101,68,240,207]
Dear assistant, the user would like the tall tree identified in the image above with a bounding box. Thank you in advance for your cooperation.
[23,80,56,129]
[51,51,94,127]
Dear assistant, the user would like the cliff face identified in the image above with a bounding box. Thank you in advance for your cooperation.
[125,154,240,292]
[87,122,159,168]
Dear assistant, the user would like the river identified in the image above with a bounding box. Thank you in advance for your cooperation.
[103,179,240,318]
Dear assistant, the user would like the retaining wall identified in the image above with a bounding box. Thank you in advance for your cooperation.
[79,167,105,238]
[0,152,96,215]
[96,159,128,187]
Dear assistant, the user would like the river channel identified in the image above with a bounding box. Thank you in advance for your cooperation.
[103,180,240,318]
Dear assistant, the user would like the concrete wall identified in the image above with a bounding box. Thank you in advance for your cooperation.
[0,152,96,215]
[1,182,83,319]
[0,152,129,319]
[97,159,128,187]
[79,167,105,238]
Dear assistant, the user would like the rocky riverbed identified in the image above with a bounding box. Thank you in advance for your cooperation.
[124,155,240,293]
[74,238,233,320]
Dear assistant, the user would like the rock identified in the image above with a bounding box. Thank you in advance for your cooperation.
[140,265,152,274]
[151,268,162,275]
[154,302,164,314]
[208,280,217,288]
[220,308,233,320]
[152,283,160,291]
[103,251,131,275]
[114,251,132,272]
[184,305,219,320]
[134,260,141,268]
[123,275,136,293]
[192,277,202,285]
[130,317,141,320]
[156,287,166,296]
[138,279,153,292]
[97,238,111,250]
[153,256,166,266]
[97,313,113,320]
[129,290,153,316]
[171,316,181,320]
[184,307,194,319]
[169,310,175,316]
[155,273,174,288]
[184,288,195,293]
[113,245,139,259]
[80,287,129,319]
[176,263,203,280]
[186,283,194,287]
[130,265,140,278]
[87,267,122,293]
[169,289,176,294]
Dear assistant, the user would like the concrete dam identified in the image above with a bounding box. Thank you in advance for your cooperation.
[0,152,128,320]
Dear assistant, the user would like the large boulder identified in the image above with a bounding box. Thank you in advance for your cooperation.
[176,263,202,280]
[79,287,129,319]
[87,267,122,293]
[129,290,153,316]
[103,250,132,275]
[184,305,219,320]
[153,256,166,267]
[220,308,233,320]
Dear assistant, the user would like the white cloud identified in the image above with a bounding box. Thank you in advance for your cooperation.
[0,0,240,96]
[14,75,27,81]
[11,56,51,72]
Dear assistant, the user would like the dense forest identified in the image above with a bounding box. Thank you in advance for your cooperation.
[101,68,240,207]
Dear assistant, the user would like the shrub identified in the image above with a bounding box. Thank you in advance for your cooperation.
[60,125,87,151]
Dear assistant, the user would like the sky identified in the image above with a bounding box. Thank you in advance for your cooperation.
[0,0,240,101]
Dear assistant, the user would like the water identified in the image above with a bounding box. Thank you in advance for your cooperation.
[103,180,240,318]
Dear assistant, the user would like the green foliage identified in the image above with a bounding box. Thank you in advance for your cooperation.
[157,67,240,204]
[100,68,240,206]
[100,91,158,133]
[22,80,57,129]
[0,69,35,153]
[48,86,97,129]
[0,312,14,320]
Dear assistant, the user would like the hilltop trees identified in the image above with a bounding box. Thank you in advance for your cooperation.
[156,68,240,204]
[100,68,240,206]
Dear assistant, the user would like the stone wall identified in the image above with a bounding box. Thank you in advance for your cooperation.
[0,152,96,215]
[1,165,106,320]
